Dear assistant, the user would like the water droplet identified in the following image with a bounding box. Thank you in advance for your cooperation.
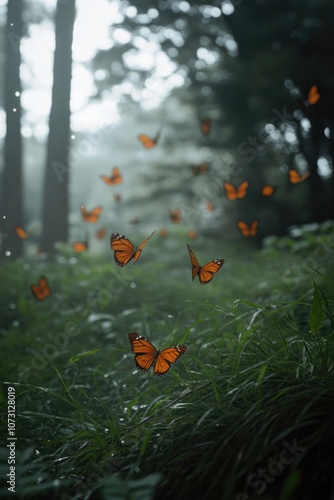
[3,215,6,219]
[15,91,20,97]
[130,282,136,288]
[5,251,11,256]
[71,134,75,139]
[13,108,17,112]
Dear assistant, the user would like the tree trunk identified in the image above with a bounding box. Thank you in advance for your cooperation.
[40,0,76,254]
[1,0,23,258]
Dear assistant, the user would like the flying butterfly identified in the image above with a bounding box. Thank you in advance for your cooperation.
[187,230,198,240]
[288,169,310,184]
[128,332,188,376]
[138,129,161,149]
[206,202,216,212]
[100,167,122,186]
[159,229,169,238]
[15,226,28,239]
[236,220,259,237]
[31,276,51,301]
[224,181,249,201]
[168,209,181,224]
[80,205,103,224]
[200,118,212,136]
[72,240,89,253]
[261,185,276,197]
[96,227,106,239]
[192,163,208,175]
[186,244,224,284]
[110,231,155,267]
[307,85,320,105]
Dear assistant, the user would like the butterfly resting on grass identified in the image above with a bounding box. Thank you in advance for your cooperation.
[187,244,224,284]
[110,231,155,266]
[128,332,188,376]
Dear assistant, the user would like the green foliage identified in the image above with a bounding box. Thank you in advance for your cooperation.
[0,233,333,499]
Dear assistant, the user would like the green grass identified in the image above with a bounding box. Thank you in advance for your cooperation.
[0,228,334,499]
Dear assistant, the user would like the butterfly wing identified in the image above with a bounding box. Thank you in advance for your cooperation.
[224,182,238,201]
[199,259,225,284]
[128,332,157,372]
[110,233,136,266]
[15,226,28,239]
[307,85,320,105]
[138,134,155,149]
[249,220,259,236]
[153,345,188,376]
[186,244,201,280]
[236,220,250,237]
[236,181,249,199]
[133,231,156,264]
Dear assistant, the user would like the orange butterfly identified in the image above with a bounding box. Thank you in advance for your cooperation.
[100,167,122,185]
[80,205,103,223]
[72,240,89,253]
[192,163,208,175]
[31,276,51,301]
[206,202,215,212]
[288,169,310,184]
[200,118,212,136]
[110,231,155,267]
[261,185,276,197]
[128,332,188,376]
[96,228,106,239]
[187,230,197,239]
[159,229,169,238]
[186,244,224,284]
[15,226,28,239]
[138,129,161,149]
[169,209,181,224]
[236,220,259,237]
[307,85,320,105]
[224,181,249,201]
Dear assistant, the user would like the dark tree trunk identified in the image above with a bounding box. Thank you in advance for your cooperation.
[40,0,76,254]
[1,0,23,258]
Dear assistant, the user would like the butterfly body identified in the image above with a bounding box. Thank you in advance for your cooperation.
[128,332,188,376]
[110,231,155,266]
[186,244,224,284]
